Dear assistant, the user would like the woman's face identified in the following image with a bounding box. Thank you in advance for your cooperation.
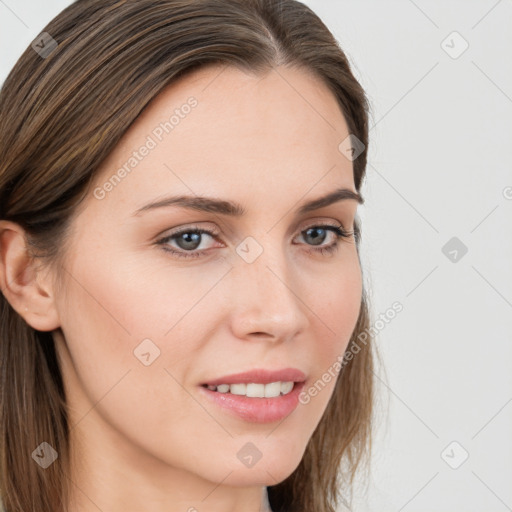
[51,64,363,493]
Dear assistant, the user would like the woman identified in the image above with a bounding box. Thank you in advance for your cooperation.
[0,1,376,511]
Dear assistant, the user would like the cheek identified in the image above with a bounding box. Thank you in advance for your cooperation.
[55,250,235,444]
[308,256,363,359]
[55,261,216,474]
[292,257,362,422]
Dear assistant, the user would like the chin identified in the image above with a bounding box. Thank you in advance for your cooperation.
[208,444,305,487]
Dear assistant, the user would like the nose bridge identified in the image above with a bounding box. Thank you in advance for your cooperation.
[229,234,309,339]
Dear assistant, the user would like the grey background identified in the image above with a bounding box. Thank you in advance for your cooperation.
[1,1,511,511]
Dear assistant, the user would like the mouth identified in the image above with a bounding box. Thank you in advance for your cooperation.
[198,368,307,423]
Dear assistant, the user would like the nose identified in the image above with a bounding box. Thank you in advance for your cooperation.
[228,243,310,343]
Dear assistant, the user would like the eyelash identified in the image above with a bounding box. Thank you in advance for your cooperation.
[156,223,354,260]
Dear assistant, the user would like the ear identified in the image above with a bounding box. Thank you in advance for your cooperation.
[0,220,60,331]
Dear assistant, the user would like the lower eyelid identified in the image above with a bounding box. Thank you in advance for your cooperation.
[158,224,347,257]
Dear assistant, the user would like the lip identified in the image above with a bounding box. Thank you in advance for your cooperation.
[200,367,307,386]
[198,380,306,423]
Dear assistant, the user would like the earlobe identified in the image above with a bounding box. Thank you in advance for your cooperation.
[0,220,61,332]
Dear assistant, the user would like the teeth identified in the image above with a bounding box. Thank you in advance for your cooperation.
[280,381,294,395]
[230,383,246,395]
[264,381,282,397]
[206,381,295,397]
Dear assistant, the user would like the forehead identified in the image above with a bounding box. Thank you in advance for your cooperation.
[88,64,354,217]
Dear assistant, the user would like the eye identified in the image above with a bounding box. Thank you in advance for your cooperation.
[294,223,354,257]
[157,225,220,259]
[156,223,354,260]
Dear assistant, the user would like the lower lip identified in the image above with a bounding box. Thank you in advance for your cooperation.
[198,382,306,423]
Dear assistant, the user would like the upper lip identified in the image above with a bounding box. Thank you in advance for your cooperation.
[201,368,307,386]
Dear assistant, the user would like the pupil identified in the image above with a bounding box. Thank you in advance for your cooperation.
[305,227,326,246]
[179,232,201,250]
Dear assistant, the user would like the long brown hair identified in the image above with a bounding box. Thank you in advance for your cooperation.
[0,1,376,511]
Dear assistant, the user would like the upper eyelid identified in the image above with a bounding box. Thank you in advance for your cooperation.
[162,217,349,236]
[159,220,349,247]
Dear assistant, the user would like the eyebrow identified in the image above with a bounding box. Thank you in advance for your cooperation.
[132,187,363,217]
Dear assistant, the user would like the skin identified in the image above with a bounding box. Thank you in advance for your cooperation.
[0,64,362,512]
